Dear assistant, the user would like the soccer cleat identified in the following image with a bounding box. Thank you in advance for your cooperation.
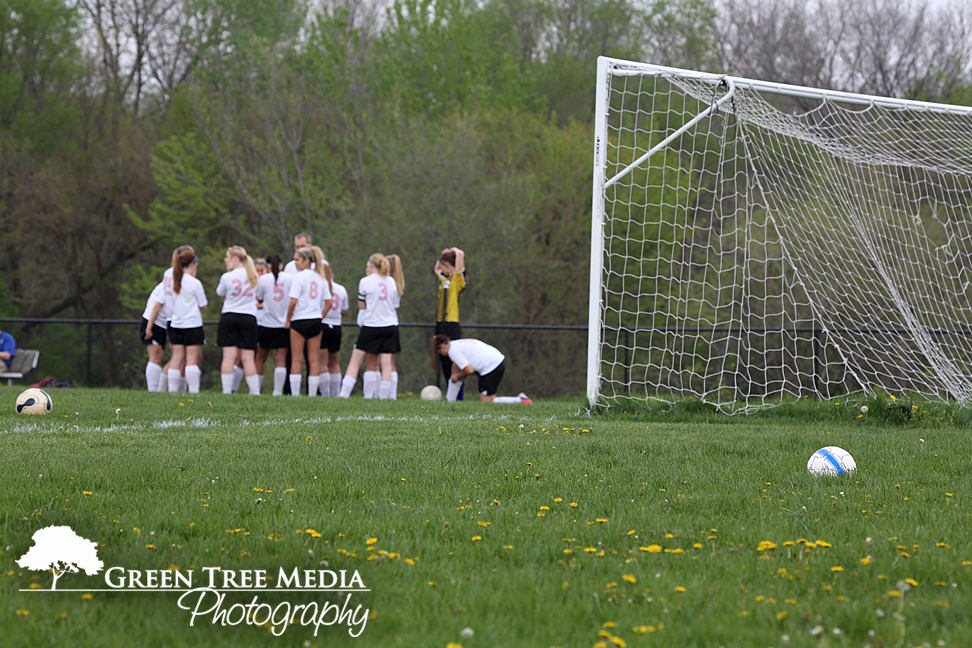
[518,392,533,404]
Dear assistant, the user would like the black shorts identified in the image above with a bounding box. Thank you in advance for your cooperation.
[354,326,401,355]
[258,326,289,350]
[435,321,462,339]
[169,326,205,347]
[290,318,322,340]
[477,360,506,396]
[217,312,258,350]
[321,324,342,353]
[139,318,167,348]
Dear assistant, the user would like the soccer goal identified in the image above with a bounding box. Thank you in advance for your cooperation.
[588,57,972,412]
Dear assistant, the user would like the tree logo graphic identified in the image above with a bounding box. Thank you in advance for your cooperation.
[17,526,104,590]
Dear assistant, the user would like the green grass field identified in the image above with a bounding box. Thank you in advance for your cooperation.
[1,389,971,647]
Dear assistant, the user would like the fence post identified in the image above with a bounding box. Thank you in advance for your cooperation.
[812,327,821,397]
[86,322,93,386]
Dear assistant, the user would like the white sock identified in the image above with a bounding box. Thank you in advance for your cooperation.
[390,371,398,400]
[289,374,302,396]
[157,371,169,392]
[378,380,392,399]
[273,368,287,395]
[339,375,356,398]
[330,373,342,397]
[363,371,379,399]
[258,374,264,391]
[221,373,234,394]
[307,375,320,398]
[167,369,182,393]
[146,362,162,392]
[231,366,244,393]
[446,379,462,402]
[178,376,188,392]
[245,374,260,395]
[318,373,329,396]
[185,365,201,393]
[493,396,520,403]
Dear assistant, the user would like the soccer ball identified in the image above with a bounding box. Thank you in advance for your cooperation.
[807,446,856,476]
[16,388,52,415]
[420,385,442,401]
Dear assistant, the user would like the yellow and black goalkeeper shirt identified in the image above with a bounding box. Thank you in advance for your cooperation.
[436,272,467,323]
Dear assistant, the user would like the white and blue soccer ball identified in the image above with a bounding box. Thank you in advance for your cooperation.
[420,385,442,401]
[16,388,52,415]
[807,446,856,476]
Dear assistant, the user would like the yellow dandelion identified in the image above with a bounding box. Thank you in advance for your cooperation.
[602,621,617,628]
[860,557,872,566]
[366,538,377,545]
[81,593,93,600]
[887,590,901,597]
[831,566,843,572]
[553,498,562,503]
[584,547,597,553]
[640,545,662,553]
[693,542,703,549]
[570,502,578,507]
[757,541,777,551]
[815,540,832,548]
[471,536,482,542]
[675,586,686,592]
[596,518,608,523]
[776,611,787,620]
[905,578,918,587]
[622,574,636,583]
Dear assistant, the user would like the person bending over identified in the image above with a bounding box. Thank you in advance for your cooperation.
[432,335,531,403]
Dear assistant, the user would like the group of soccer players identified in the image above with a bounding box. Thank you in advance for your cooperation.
[139,234,531,402]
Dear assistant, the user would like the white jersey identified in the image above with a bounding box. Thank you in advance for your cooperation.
[357,274,399,327]
[169,274,208,329]
[162,267,175,323]
[289,269,332,321]
[323,281,348,326]
[255,271,294,328]
[447,339,505,376]
[216,267,257,316]
[142,282,169,327]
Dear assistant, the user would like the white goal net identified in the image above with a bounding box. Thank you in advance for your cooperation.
[588,57,972,412]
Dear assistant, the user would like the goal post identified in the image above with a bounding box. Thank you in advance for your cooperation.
[588,57,972,412]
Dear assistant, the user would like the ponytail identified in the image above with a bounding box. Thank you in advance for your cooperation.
[369,253,390,277]
[266,253,282,282]
[387,254,405,296]
[322,259,335,295]
[310,246,328,282]
[228,245,258,287]
[171,245,196,295]
[431,334,451,370]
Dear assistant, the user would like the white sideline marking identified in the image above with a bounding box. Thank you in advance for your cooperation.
[0,412,570,435]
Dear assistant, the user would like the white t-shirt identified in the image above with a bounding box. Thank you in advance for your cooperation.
[142,282,169,327]
[357,274,400,327]
[169,274,208,329]
[283,260,315,274]
[447,339,505,376]
[289,269,332,322]
[216,267,257,316]
[323,282,348,326]
[255,271,294,329]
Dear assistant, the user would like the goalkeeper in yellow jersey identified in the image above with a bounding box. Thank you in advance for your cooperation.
[433,247,466,398]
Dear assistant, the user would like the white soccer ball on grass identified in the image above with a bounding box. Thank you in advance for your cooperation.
[16,388,53,415]
[420,385,442,401]
[807,446,856,476]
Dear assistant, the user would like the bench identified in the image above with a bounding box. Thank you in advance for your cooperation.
[0,349,40,386]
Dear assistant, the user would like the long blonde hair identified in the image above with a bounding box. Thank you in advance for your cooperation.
[171,245,196,295]
[228,245,258,287]
[322,259,335,295]
[386,254,405,296]
[310,246,328,281]
[369,253,390,277]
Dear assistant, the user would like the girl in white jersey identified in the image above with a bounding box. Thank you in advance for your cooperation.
[318,261,349,396]
[433,335,532,403]
[167,246,208,393]
[339,253,402,399]
[216,246,261,395]
[255,254,294,395]
[140,280,169,391]
[284,246,332,396]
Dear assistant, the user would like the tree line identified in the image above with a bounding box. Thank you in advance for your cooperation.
[1,0,970,391]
